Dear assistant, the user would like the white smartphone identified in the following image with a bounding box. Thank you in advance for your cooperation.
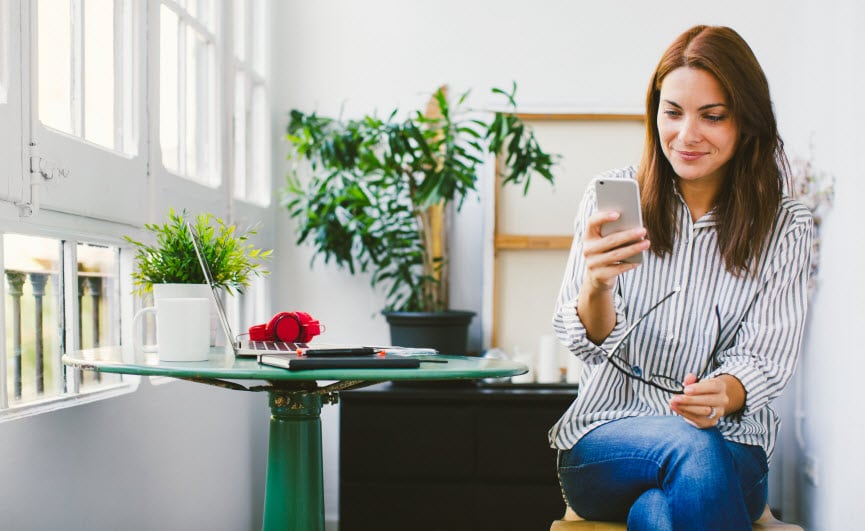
[592,177,644,264]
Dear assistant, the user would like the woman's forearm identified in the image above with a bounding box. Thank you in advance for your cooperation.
[577,279,617,345]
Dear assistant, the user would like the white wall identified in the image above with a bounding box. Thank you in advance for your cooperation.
[273,1,865,528]
[786,2,865,528]
[0,379,269,530]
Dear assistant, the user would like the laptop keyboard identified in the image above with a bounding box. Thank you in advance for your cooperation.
[247,341,303,352]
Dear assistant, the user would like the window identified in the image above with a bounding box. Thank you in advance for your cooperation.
[0,0,23,204]
[31,0,146,225]
[0,0,8,104]
[232,0,271,205]
[37,0,130,152]
[75,242,123,391]
[0,0,274,418]
[3,235,63,404]
[1,234,125,414]
[159,0,219,185]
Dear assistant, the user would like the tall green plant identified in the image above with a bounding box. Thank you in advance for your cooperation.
[124,209,271,295]
[282,84,555,312]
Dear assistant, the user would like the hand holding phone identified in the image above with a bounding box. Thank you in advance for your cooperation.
[592,177,645,264]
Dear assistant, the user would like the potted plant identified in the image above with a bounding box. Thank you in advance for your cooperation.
[282,84,556,354]
[125,208,272,300]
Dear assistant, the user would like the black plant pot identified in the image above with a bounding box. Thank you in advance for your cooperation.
[383,310,476,356]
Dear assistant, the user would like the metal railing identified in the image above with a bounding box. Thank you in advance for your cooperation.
[5,269,114,403]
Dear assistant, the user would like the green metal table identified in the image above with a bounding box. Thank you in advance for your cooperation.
[62,347,527,531]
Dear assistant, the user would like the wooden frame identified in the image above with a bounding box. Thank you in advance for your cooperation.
[489,112,644,350]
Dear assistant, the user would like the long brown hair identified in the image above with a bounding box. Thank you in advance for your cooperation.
[637,25,788,276]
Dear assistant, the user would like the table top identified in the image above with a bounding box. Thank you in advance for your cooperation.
[61,347,528,384]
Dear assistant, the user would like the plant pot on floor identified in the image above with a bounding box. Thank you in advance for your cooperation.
[383,310,476,356]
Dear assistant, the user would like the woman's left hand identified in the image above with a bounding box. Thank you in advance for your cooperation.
[670,374,740,429]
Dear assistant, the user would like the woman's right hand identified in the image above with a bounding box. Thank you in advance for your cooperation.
[577,210,650,344]
[582,211,650,292]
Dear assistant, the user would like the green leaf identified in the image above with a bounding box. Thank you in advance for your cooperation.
[124,209,272,296]
[281,84,559,311]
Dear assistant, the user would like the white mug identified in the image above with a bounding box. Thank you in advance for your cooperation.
[133,297,210,362]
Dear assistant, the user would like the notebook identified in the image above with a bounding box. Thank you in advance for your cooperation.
[257,352,421,370]
[185,222,427,369]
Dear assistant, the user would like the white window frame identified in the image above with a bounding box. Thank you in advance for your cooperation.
[232,0,272,207]
[149,0,226,219]
[27,0,148,226]
[0,0,25,206]
[229,0,273,330]
[0,0,276,419]
[0,212,142,422]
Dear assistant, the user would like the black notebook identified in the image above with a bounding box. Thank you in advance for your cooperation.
[259,353,421,371]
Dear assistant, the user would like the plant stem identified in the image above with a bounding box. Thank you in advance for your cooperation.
[416,201,448,311]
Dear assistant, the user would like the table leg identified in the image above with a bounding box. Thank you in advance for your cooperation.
[262,389,325,531]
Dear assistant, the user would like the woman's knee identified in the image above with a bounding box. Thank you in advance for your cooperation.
[653,421,730,472]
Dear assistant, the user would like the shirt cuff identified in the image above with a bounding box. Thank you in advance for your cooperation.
[556,295,628,364]
[710,363,769,416]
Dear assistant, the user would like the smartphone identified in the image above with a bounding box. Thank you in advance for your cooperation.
[592,177,644,264]
[300,347,379,357]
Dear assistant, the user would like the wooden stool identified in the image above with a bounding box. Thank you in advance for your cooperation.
[551,504,803,530]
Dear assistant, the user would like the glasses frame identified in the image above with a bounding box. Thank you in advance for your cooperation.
[600,288,723,394]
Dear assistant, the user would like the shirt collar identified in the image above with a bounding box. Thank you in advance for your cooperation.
[671,178,719,229]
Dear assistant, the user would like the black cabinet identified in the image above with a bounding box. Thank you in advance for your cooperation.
[339,383,576,531]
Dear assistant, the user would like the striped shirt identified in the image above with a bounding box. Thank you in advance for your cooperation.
[549,166,812,460]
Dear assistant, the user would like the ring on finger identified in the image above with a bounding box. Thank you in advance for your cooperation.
[707,406,717,420]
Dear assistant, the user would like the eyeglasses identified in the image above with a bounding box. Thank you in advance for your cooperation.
[600,288,723,394]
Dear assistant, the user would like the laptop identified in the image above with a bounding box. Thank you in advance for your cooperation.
[185,222,426,369]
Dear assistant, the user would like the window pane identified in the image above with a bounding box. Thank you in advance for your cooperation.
[77,242,121,390]
[160,2,219,183]
[193,0,216,32]
[250,83,270,204]
[0,0,9,104]
[233,74,247,198]
[233,0,247,62]
[83,0,115,149]
[4,235,63,404]
[252,0,267,76]
[119,0,137,155]
[185,26,215,184]
[37,0,73,134]
[159,5,179,173]
[184,26,198,179]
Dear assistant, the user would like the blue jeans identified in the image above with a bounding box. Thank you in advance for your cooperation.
[557,416,768,531]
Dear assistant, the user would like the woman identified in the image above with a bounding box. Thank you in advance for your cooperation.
[550,25,812,530]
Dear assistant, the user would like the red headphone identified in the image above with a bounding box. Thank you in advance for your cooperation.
[248,311,323,343]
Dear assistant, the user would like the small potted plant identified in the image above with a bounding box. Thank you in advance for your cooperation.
[125,208,272,301]
[282,84,556,354]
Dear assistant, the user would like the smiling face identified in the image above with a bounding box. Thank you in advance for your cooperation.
[657,67,739,191]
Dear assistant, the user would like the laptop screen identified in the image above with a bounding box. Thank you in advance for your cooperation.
[186,221,238,351]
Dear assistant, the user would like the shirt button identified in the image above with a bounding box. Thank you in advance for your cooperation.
[667,333,675,342]
[630,365,643,377]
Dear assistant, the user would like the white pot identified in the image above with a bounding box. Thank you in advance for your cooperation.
[151,283,221,347]
[133,297,211,361]
[153,283,211,301]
